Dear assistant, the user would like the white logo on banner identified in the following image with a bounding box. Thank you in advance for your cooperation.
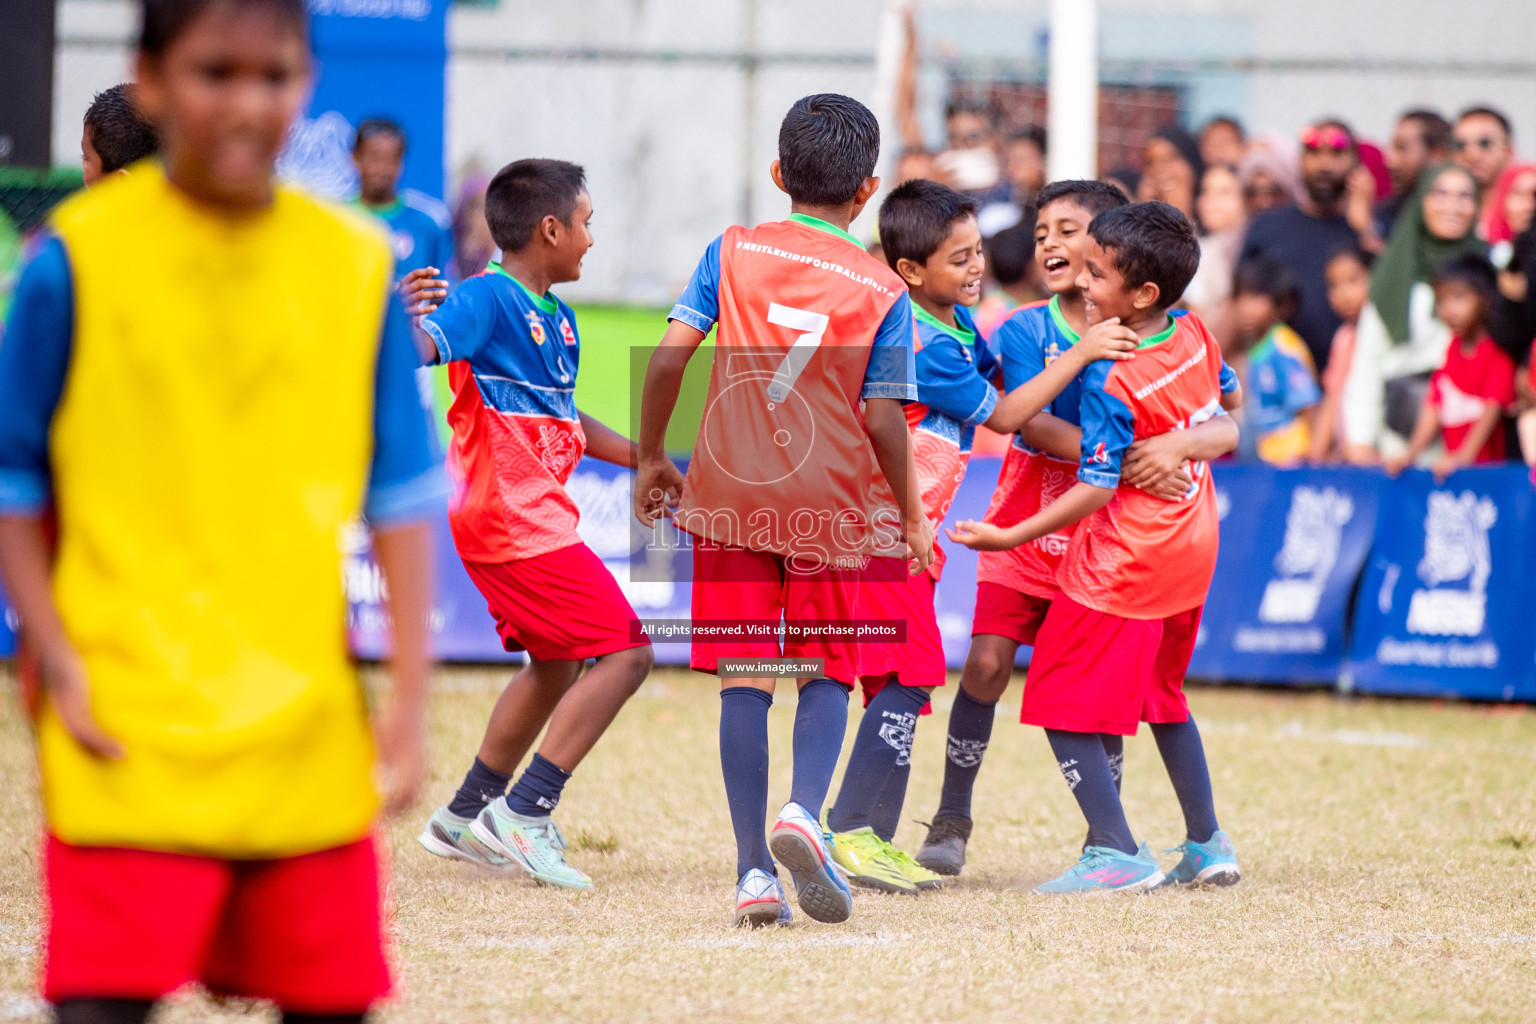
[276,111,359,200]
[1257,487,1354,624]
[1406,491,1497,636]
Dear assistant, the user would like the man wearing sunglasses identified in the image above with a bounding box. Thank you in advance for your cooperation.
[1452,107,1514,194]
[1239,118,1369,370]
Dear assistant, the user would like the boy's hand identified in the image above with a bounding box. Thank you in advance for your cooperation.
[1074,318,1139,365]
[905,515,936,574]
[634,456,685,526]
[374,700,427,817]
[40,643,123,759]
[945,519,1011,551]
[1123,433,1195,500]
[400,267,449,317]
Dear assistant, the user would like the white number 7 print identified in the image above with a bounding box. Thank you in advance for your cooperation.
[765,302,829,402]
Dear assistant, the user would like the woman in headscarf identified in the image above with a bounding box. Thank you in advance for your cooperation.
[1341,163,1486,460]
[1238,146,1303,216]
[1139,125,1205,224]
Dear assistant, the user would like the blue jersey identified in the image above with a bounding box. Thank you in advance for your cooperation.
[364,189,454,280]
[421,263,588,564]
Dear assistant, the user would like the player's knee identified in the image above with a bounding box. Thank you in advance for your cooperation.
[613,644,654,692]
[962,648,1012,702]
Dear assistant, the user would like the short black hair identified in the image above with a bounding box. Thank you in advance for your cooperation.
[354,118,406,154]
[484,158,587,252]
[1325,244,1375,273]
[139,0,306,55]
[878,179,978,270]
[1008,125,1047,152]
[1400,108,1452,153]
[777,94,881,207]
[1457,105,1513,140]
[84,84,159,172]
[985,221,1034,287]
[1035,179,1129,222]
[1432,253,1497,306]
[1232,255,1300,312]
[1202,115,1245,139]
[1087,201,1200,309]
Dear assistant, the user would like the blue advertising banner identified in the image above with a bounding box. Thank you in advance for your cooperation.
[0,579,14,658]
[1348,466,1536,702]
[1188,464,1383,683]
[277,0,448,200]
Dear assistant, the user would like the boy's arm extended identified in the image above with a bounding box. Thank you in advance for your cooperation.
[865,397,935,573]
[370,523,432,814]
[579,411,639,469]
[634,319,704,524]
[983,319,1138,434]
[948,482,1115,551]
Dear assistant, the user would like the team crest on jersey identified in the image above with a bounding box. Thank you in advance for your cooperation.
[1089,441,1108,465]
[526,311,547,345]
[1044,341,1062,366]
[560,317,577,346]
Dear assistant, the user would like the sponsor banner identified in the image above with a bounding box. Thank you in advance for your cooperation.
[1348,466,1536,702]
[277,0,448,200]
[1188,464,1383,683]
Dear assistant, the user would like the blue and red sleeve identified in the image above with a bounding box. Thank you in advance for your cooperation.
[915,332,998,427]
[421,274,498,366]
[993,308,1048,392]
[669,235,723,333]
[862,292,918,401]
[1076,361,1136,489]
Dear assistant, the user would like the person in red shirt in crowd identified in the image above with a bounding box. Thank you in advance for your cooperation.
[1389,254,1517,477]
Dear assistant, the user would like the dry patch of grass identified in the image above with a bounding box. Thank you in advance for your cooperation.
[3,666,1536,1023]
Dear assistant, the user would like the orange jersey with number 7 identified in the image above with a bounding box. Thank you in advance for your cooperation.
[667,213,917,565]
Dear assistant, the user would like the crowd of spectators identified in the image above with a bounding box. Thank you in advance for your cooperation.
[894,87,1536,478]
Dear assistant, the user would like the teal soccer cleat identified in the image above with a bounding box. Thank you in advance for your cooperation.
[471,797,592,890]
[1034,843,1165,894]
[1161,830,1241,887]
[418,805,514,869]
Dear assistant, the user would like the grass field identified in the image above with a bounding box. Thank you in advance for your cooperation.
[3,666,1536,1023]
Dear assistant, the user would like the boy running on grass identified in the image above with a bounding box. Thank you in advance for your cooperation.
[915,181,1237,875]
[0,1,441,1020]
[824,179,1139,896]
[950,201,1242,892]
[635,94,931,927]
[408,159,654,890]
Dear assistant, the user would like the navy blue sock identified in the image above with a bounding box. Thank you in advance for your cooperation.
[1100,733,1125,794]
[1045,730,1137,855]
[447,757,512,819]
[720,687,775,878]
[788,678,850,818]
[505,753,572,817]
[827,684,929,834]
[935,685,995,820]
[1150,718,1219,843]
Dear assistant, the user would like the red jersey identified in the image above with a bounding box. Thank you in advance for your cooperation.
[1429,335,1516,462]
[1057,312,1226,620]
[668,215,916,566]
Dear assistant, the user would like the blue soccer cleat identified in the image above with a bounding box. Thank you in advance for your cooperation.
[1034,843,1165,894]
[769,802,853,923]
[1161,830,1241,887]
[734,867,793,928]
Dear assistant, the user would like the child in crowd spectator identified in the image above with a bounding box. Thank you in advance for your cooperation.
[1310,247,1374,461]
[1229,257,1321,464]
[1389,254,1516,477]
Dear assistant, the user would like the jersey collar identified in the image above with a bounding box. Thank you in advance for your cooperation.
[488,261,559,316]
[358,197,403,217]
[913,303,977,344]
[787,212,863,248]
[1137,315,1179,349]
[1046,294,1082,343]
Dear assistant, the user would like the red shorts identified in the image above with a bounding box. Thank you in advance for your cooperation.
[1020,594,1163,736]
[971,582,1052,646]
[1143,605,1202,724]
[689,543,858,685]
[464,542,649,662]
[43,835,389,1012]
[854,559,945,707]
